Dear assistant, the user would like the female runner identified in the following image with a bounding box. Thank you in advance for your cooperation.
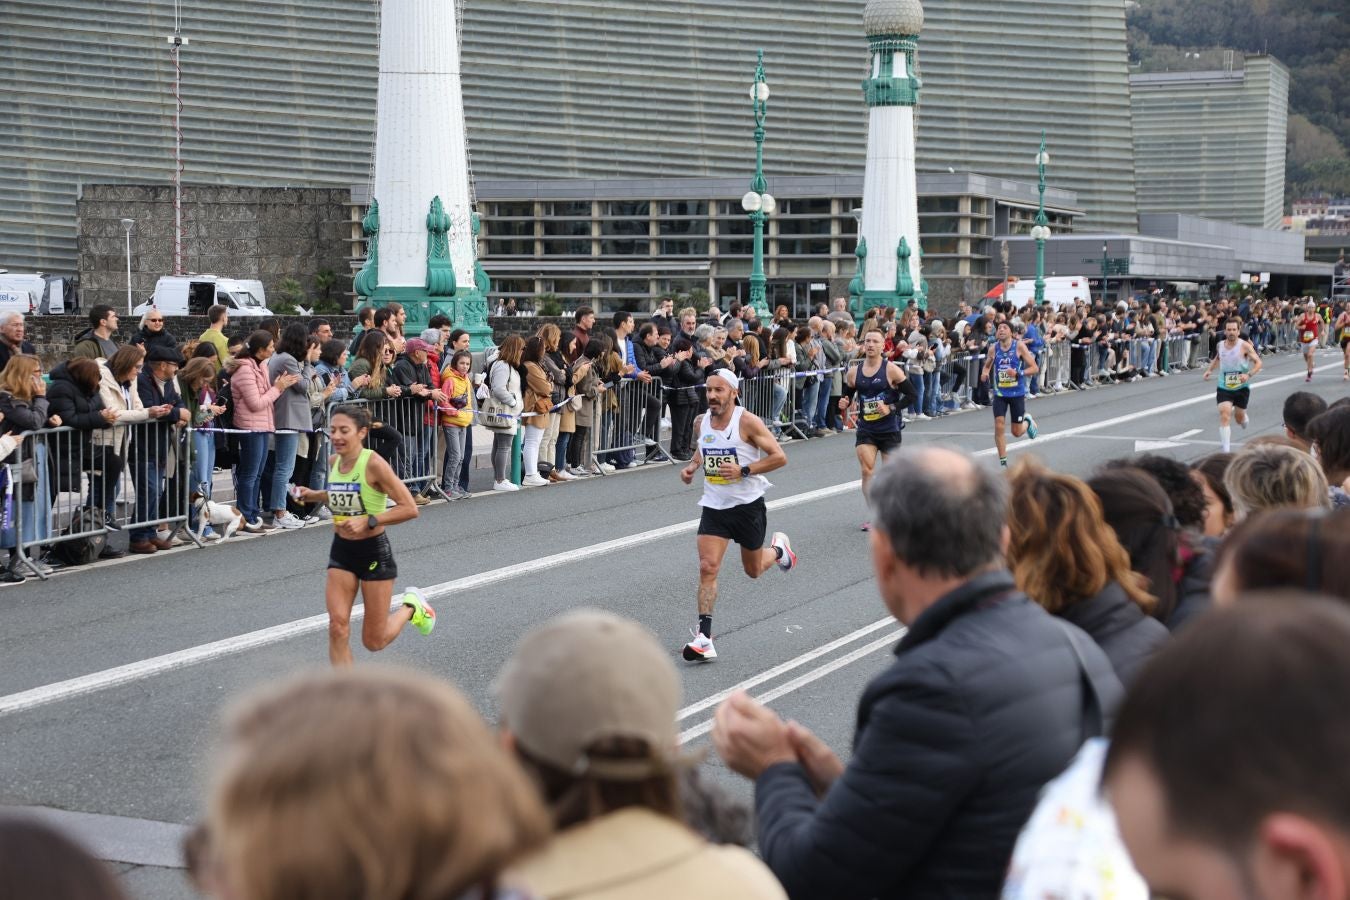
[296,403,435,665]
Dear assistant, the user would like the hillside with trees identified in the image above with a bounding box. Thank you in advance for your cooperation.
[1127,0,1350,204]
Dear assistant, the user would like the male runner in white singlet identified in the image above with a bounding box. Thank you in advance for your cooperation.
[679,368,796,661]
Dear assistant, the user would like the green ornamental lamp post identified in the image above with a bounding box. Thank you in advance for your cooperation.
[1030,131,1051,305]
[742,50,775,322]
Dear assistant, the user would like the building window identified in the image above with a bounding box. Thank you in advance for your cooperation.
[542,201,590,217]
[659,239,709,256]
[543,219,590,237]
[924,258,960,274]
[485,238,533,257]
[543,278,592,295]
[922,216,963,234]
[494,278,533,295]
[657,278,706,295]
[924,237,961,255]
[489,201,534,217]
[541,239,592,256]
[603,279,649,295]
[778,215,832,255]
[918,196,961,213]
[779,198,832,216]
[661,200,708,217]
[603,200,650,217]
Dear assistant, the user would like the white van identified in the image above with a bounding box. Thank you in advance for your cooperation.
[134,275,271,318]
[0,273,64,314]
[986,276,1093,311]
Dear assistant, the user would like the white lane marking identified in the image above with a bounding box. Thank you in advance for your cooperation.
[1135,439,1186,452]
[677,630,906,744]
[0,362,1334,717]
[676,617,896,721]
[1169,428,1203,441]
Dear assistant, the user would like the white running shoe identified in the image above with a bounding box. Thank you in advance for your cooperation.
[554,469,574,481]
[596,462,616,473]
[522,474,549,486]
[493,480,520,492]
[273,512,305,529]
[683,630,718,662]
[771,532,797,572]
[567,466,590,477]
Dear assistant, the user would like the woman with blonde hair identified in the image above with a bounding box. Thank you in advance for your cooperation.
[519,336,553,487]
[485,335,525,491]
[1224,443,1330,520]
[536,323,566,480]
[0,355,61,579]
[1009,460,1168,686]
[198,667,549,900]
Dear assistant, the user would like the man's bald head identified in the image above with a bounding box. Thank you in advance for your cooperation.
[870,448,1006,578]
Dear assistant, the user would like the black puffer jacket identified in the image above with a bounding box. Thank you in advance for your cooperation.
[129,325,178,355]
[45,361,112,492]
[754,570,1123,900]
[1058,580,1170,688]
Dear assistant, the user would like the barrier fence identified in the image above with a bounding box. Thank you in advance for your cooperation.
[0,326,1314,579]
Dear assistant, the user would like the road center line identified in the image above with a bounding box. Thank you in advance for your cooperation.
[0,361,1330,718]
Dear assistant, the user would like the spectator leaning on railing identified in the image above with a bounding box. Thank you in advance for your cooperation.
[128,345,189,555]
[46,357,120,540]
[230,330,300,534]
[265,324,314,529]
[0,354,60,579]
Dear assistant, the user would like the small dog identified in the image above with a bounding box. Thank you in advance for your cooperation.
[190,493,243,541]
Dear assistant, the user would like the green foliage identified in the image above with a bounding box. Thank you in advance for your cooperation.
[313,268,337,301]
[535,292,563,317]
[271,277,306,315]
[687,288,711,313]
[1128,0,1349,199]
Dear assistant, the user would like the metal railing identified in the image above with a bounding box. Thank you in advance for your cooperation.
[590,376,673,471]
[324,396,448,498]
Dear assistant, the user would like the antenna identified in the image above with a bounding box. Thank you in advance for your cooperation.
[166,0,189,276]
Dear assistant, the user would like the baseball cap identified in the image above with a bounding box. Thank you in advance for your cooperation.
[493,609,685,779]
[708,368,739,390]
[405,338,431,354]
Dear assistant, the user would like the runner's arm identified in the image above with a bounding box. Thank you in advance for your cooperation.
[889,363,918,409]
[1019,342,1040,377]
[839,367,858,408]
[1202,353,1219,379]
[744,415,788,475]
[1245,342,1263,375]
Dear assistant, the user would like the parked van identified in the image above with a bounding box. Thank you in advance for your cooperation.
[0,273,65,314]
[134,276,271,318]
[985,276,1093,311]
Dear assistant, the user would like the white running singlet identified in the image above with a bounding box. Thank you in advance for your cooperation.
[1216,340,1250,391]
[698,406,770,510]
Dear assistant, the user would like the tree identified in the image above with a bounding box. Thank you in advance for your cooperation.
[271,277,307,315]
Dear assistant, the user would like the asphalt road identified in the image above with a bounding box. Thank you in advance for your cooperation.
[0,349,1344,899]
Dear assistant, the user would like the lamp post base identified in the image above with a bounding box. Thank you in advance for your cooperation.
[363,285,494,350]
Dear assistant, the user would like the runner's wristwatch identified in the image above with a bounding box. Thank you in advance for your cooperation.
[740,464,751,478]
[367,514,380,531]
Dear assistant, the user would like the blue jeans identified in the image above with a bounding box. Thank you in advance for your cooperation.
[798,377,820,430]
[267,431,300,512]
[923,371,940,417]
[770,383,787,431]
[234,432,269,522]
[1028,352,1043,395]
[191,430,216,499]
[555,431,572,471]
[131,456,164,543]
[909,371,924,415]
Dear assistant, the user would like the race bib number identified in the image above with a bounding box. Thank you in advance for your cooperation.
[703,447,740,484]
[328,482,363,519]
[862,397,886,422]
[997,367,1019,389]
[1302,330,1315,343]
[1222,372,1244,390]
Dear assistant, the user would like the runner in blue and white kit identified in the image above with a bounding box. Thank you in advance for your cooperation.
[1203,317,1263,453]
[679,368,796,662]
[839,329,917,531]
[981,321,1040,467]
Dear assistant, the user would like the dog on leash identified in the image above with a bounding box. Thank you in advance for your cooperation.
[190,493,243,541]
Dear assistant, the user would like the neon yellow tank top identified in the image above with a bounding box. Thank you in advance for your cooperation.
[327,448,387,522]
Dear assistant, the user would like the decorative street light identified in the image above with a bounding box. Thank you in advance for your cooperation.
[120,218,135,314]
[1029,131,1051,305]
[742,49,775,321]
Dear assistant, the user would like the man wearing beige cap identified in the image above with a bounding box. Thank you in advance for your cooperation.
[499,609,787,899]
[679,367,796,662]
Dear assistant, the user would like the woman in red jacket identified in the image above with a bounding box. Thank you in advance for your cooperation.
[231,330,299,531]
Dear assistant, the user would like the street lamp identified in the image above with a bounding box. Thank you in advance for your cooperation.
[1101,241,1110,307]
[1029,131,1051,304]
[742,49,775,321]
[120,218,135,314]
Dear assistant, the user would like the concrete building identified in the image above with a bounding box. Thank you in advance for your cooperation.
[6,0,1140,276]
[1130,55,1289,230]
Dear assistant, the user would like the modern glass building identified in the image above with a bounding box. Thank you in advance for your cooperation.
[1130,55,1289,230]
[4,0,1139,275]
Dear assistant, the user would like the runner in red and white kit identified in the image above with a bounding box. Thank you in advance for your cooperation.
[1297,301,1320,383]
[1335,306,1350,382]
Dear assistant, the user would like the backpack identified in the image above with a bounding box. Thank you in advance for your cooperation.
[212,376,239,467]
[52,506,108,566]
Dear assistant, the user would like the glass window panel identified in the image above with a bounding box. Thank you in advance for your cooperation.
[601,238,645,255]
[603,279,649,294]
[485,238,533,256]
[600,219,648,236]
[494,278,533,294]
[719,239,754,255]
[777,217,832,235]
[603,200,650,217]
[925,237,961,254]
[778,238,833,255]
[490,201,534,217]
[659,218,707,236]
[925,258,960,274]
[541,239,592,256]
[661,200,707,216]
[545,278,591,294]
[543,219,590,236]
[922,216,963,234]
[492,219,533,237]
[918,196,960,213]
[542,201,590,216]
[779,198,831,215]
[659,239,708,255]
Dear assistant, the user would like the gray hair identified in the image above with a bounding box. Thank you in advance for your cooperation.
[0,311,23,327]
[870,447,1008,578]
[1224,444,1330,520]
[693,324,715,344]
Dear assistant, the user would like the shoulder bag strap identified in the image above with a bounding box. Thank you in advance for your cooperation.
[1053,617,1105,742]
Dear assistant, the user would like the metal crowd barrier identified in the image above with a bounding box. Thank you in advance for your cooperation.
[6,420,200,580]
[1042,340,1072,389]
[590,375,672,471]
[323,396,449,499]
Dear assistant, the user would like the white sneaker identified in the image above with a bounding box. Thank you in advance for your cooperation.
[682,631,718,662]
[493,480,520,492]
[771,532,797,572]
[566,466,590,477]
[914,413,931,420]
[554,469,574,481]
[660,417,672,430]
[596,462,615,473]
[522,474,549,487]
[274,512,305,529]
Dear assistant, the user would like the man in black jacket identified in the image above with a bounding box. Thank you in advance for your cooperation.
[129,346,188,553]
[713,446,1122,899]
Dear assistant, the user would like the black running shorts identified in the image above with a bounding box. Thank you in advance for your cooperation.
[992,395,1027,423]
[328,533,398,582]
[855,430,903,454]
[1216,387,1251,410]
[698,497,767,550]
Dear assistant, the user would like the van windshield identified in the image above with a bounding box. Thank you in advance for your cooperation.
[222,291,265,309]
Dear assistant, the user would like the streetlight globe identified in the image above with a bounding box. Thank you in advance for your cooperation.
[1036,151,1050,167]
[760,193,776,215]
[741,191,763,213]
[754,82,771,102]
[120,218,135,231]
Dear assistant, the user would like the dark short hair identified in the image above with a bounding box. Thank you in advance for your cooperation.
[89,304,115,327]
[1308,405,1350,477]
[373,308,392,329]
[330,403,372,431]
[637,322,656,341]
[207,304,229,325]
[191,342,219,362]
[1103,600,1350,851]
[1283,391,1328,440]
[427,314,451,330]
[870,448,1008,578]
[319,339,347,368]
[448,329,468,346]
[306,318,330,334]
[1106,454,1207,531]
[356,305,375,326]
[574,306,594,323]
[1215,507,1350,600]
[612,311,632,330]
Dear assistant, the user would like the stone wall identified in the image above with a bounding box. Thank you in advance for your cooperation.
[77,184,353,312]
[23,315,357,369]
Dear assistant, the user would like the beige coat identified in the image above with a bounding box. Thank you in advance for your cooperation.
[94,360,152,457]
[509,807,786,900]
